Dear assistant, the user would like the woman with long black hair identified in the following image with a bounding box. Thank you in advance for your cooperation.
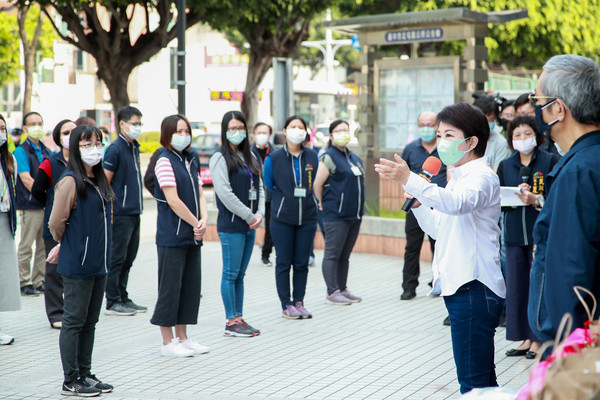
[32,119,76,329]
[0,113,20,345]
[210,111,264,337]
[48,125,114,396]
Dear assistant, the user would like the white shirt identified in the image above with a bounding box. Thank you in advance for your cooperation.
[484,128,512,169]
[404,157,506,298]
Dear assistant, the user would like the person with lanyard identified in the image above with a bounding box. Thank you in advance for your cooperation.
[150,114,209,357]
[0,113,20,345]
[263,115,318,319]
[497,115,560,360]
[31,119,76,329]
[209,111,265,337]
[47,125,114,397]
[250,122,275,267]
[13,111,52,296]
[313,119,365,306]
[102,106,146,316]
[376,102,505,394]
[400,111,447,301]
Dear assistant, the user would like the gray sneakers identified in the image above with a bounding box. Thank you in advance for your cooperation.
[104,303,136,316]
[294,301,312,319]
[282,304,302,319]
[325,289,352,305]
[341,289,362,303]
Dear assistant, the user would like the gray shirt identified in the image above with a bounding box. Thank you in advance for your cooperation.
[484,129,513,169]
[209,151,265,224]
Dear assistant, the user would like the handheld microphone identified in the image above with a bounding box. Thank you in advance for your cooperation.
[520,166,531,184]
[401,156,443,212]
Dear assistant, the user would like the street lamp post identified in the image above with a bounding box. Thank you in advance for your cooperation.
[301,9,352,83]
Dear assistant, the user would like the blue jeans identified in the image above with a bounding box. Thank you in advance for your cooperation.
[270,220,316,309]
[218,230,255,319]
[444,280,504,394]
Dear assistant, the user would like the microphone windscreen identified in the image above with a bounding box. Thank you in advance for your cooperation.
[423,156,442,175]
[520,166,531,179]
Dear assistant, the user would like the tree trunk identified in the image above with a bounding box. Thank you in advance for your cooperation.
[241,46,274,132]
[97,67,132,128]
[18,5,43,115]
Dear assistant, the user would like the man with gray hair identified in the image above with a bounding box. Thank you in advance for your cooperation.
[528,54,600,346]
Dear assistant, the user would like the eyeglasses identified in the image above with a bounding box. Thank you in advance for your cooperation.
[79,143,105,150]
[226,128,246,133]
[417,123,435,128]
[529,94,557,108]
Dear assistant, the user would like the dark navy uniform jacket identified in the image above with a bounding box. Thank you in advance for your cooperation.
[102,134,143,215]
[497,148,558,247]
[528,131,600,343]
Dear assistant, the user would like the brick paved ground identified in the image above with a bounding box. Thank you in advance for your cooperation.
[0,201,533,400]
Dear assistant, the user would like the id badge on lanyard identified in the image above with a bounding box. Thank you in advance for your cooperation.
[294,187,306,198]
[350,166,362,176]
[249,187,257,201]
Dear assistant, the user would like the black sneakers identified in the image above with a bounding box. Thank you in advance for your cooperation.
[20,284,40,296]
[61,377,101,397]
[83,374,114,393]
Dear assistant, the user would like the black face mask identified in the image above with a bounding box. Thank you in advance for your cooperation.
[499,118,510,131]
[534,100,558,141]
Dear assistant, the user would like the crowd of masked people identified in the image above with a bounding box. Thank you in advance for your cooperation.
[0,105,367,396]
[1,54,598,397]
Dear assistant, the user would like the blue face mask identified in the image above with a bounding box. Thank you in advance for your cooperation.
[488,121,496,133]
[418,127,436,142]
[534,100,558,140]
[554,142,566,156]
[226,130,246,145]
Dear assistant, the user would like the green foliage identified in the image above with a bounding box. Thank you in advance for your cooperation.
[364,199,406,219]
[0,13,20,87]
[336,0,600,69]
[137,131,161,153]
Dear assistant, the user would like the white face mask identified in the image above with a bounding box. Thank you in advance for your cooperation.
[255,133,269,147]
[61,135,70,149]
[80,147,103,167]
[286,128,306,145]
[171,134,191,152]
[0,132,6,147]
[512,137,537,155]
[126,124,142,140]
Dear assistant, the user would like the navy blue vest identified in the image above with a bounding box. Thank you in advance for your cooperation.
[321,146,365,222]
[0,154,17,237]
[42,152,67,241]
[57,172,113,279]
[102,135,143,215]
[153,148,202,247]
[16,139,51,210]
[214,149,261,233]
[500,148,556,247]
[270,146,318,226]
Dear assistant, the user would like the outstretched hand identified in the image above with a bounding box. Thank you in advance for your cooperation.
[374,154,411,185]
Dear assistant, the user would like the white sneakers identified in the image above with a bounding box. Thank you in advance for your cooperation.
[182,338,209,354]
[160,337,209,357]
[0,331,14,345]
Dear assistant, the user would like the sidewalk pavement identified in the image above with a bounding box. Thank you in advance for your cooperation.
[0,203,534,400]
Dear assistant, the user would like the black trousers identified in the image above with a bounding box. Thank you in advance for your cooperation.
[402,211,435,292]
[44,238,63,324]
[60,274,107,383]
[150,245,201,327]
[262,202,273,259]
[322,219,361,295]
[106,214,140,308]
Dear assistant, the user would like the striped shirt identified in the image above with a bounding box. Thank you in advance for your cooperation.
[155,157,203,189]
